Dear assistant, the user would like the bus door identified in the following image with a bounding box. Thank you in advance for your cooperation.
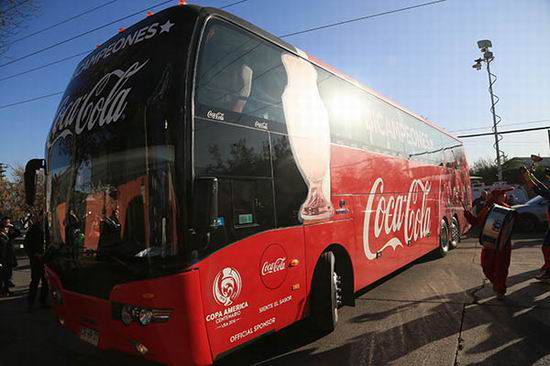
[193,122,308,358]
[192,18,315,356]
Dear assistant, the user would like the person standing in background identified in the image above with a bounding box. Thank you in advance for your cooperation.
[472,190,488,215]
[0,216,20,291]
[0,217,20,296]
[24,214,49,311]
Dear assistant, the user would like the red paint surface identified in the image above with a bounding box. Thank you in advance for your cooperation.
[46,267,213,365]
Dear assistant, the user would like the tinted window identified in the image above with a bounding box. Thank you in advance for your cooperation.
[195,19,287,127]
[193,19,314,252]
[317,69,364,150]
[271,134,308,227]
[316,66,445,163]
[43,8,196,299]
[194,120,271,177]
[194,119,275,248]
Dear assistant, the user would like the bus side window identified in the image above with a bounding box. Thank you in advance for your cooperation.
[194,120,275,248]
[232,179,257,228]
[195,19,287,125]
[271,134,308,227]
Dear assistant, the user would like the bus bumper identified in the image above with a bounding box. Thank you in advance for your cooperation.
[45,267,213,366]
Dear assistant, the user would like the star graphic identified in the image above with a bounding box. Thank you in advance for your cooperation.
[160,20,175,34]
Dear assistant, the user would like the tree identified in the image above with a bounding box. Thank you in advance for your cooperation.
[469,158,499,185]
[0,165,44,220]
[0,0,39,56]
[470,157,547,187]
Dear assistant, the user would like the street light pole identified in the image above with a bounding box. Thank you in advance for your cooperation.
[485,59,503,181]
[473,39,503,182]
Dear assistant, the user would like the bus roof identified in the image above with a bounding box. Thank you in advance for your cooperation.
[77,5,462,144]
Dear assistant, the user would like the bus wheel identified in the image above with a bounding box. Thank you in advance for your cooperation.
[436,220,450,258]
[310,251,340,333]
[449,217,460,249]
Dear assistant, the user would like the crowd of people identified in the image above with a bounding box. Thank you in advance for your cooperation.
[0,214,49,311]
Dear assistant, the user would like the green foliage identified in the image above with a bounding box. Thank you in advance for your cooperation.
[0,165,44,220]
[470,157,547,186]
[469,158,499,185]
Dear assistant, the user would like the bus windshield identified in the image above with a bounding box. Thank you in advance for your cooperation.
[44,10,196,298]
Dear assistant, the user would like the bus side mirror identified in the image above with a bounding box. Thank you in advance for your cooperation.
[192,177,219,234]
[24,159,45,206]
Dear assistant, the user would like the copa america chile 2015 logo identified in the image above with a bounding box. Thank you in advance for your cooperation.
[213,267,242,307]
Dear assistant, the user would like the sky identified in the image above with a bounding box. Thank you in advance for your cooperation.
[1,0,550,173]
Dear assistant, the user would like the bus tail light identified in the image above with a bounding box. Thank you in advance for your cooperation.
[116,304,172,326]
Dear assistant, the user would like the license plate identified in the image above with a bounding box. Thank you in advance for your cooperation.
[79,326,99,347]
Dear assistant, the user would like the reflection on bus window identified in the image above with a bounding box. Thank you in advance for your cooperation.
[196,19,287,123]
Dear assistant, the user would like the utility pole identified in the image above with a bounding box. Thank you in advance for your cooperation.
[472,40,503,181]
[0,163,6,179]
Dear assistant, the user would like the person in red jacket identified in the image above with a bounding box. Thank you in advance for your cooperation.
[464,189,512,300]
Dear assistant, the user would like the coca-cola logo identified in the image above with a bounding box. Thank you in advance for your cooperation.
[260,244,288,289]
[48,60,149,148]
[254,121,268,130]
[207,110,224,121]
[262,257,286,276]
[363,177,432,260]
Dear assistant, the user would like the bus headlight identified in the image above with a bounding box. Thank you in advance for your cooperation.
[121,305,134,326]
[114,303,172,326]
[138,309,153,326]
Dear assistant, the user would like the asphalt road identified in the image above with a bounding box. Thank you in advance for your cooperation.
[2,233,550,366]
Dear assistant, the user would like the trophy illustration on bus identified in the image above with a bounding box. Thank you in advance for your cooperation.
[281,53,334,221]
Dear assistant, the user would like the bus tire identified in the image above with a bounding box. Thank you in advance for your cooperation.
[436,219,450,258]
[449,217,460,249]
[310,251,340,333]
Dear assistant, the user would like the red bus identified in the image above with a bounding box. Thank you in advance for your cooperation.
[25,4,471,365]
